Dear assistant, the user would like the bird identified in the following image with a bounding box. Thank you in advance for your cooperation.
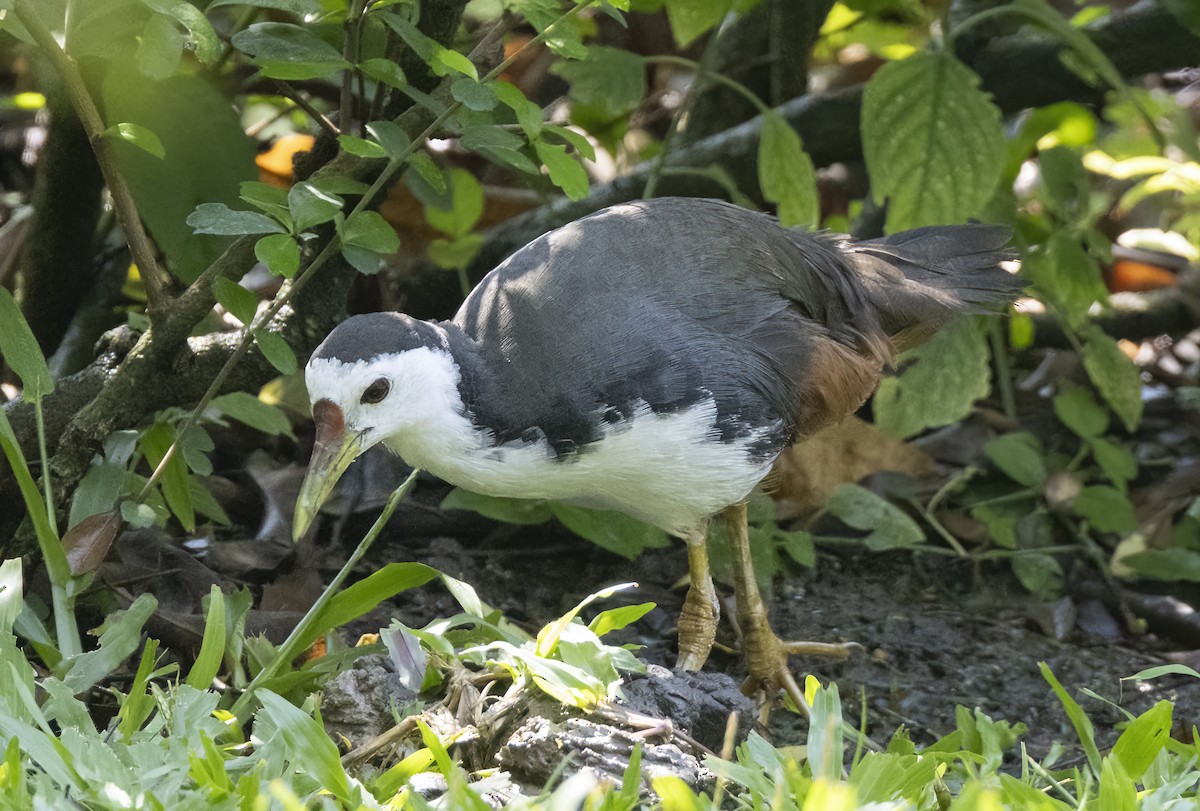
[293,196,1021,708]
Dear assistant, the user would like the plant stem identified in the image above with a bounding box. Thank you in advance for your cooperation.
[13,0,171,320]
[230,468,420,719]
[33,401,56,539]
[988,318,1017,421]
[642,15,729,199]
[644,55,772,116]
[138,0,598,506]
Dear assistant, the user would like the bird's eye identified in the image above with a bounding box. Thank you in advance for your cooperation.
[361,378,390,404]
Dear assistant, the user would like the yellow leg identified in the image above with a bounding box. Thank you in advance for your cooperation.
[676,520,718,671]
[724,502,857,714]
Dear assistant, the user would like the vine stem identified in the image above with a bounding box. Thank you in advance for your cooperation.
[135,0,599,505]
[13,0,171,320]
[644,55,772,116]
[642,14,731,199]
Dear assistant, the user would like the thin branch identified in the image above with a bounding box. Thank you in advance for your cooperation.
[14,0,171,320]
[271,81,340,139]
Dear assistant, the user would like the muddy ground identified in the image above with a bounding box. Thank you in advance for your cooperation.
[310,469,1200,763]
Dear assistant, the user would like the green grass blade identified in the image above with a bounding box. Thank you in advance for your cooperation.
[186,586,226,690]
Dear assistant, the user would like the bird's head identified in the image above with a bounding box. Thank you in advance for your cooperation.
[293,313,465,540]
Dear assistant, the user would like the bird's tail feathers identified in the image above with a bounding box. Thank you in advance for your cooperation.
[846,224,1023,340]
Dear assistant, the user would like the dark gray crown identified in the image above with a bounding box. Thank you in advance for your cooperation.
[311,313,449,364]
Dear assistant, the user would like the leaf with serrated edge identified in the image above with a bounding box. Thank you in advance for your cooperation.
[874,318,990,439]
[862,51,1003,232]
[758,114,819,228]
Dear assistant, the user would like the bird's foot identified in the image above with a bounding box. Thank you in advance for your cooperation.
[739,621,862,718]
[676,581,719,671]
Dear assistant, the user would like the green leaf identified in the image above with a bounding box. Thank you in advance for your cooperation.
[61,594,158,693]
[210,391,295,438]
[255,332,298,375]
[433,47,478,80]
[663,0,732,47]
[231,22,343,64]
[140,422,194,532]
[543,124,596,162]
[342,211,400,253]
[495,81,543,138]
[188,203,284,236]
[207,0,322,13]
[862,51,1003,232]
[427,235,485,271]
[212,276,259,325]
[1090,437,1136,489]
[424,168,483,239]
[68,461,125,529]
[308,563,441,647]
[450,76,497,111]
[187,586,226,690]
[758,113,819,228]
[1052,385,1108,439]
[0,559,23,634]
[0,287,54,400]
[534,140,589,200]
[1012,552,1063,599]
[549,503,671,558]
[358,57,407,90]
[257,691,352,803]
[1041,662,1101,776]
[255,233,300,278]
[121,501,158,529]
[1112,700,1171,781]
[874,318,990,439]
[440,488,553,525]
[138,0,221,63]
[366,120,411,159]
[551,46,646,120]
[1080,326,1142,432]
[1074,485,1137,534]
[341,245,383,275]
[338,134,389,159]
[240,180,291,225]
[984,433,1046,488]
[1126,663,1200,681]
[1021,234,1108,328]
[287,182,344,231]
[1124,549,1200,581]
[827,484,924,550]
[135,14,182,80]
[104,68,258,282]
[588,602,655,638]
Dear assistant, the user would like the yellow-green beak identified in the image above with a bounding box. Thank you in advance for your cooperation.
[293,399,366,541]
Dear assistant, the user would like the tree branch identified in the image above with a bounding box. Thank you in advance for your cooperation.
[13,0,172,319]
[457,0,1200,289]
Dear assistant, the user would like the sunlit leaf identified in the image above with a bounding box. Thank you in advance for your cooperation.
[862,51,1003,232]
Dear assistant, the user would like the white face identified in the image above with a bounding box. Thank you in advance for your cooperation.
[304,346,466,450]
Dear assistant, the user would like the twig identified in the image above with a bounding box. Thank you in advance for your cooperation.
[136,0,598,505]
[272,81,339,138]
[642,15,730,199]
[14,0,171,320]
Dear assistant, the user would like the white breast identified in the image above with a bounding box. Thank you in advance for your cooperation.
[387,397,777,537]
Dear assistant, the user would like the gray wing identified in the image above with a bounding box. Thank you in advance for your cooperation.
[452,198,874,454]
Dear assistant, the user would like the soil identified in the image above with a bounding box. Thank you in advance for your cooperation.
[322,472,1200,764]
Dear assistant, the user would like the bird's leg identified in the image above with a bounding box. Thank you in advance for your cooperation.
[676,519,718,671]
[724,502,857,714]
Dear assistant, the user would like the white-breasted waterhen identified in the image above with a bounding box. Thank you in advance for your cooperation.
[294,197,1021,708]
